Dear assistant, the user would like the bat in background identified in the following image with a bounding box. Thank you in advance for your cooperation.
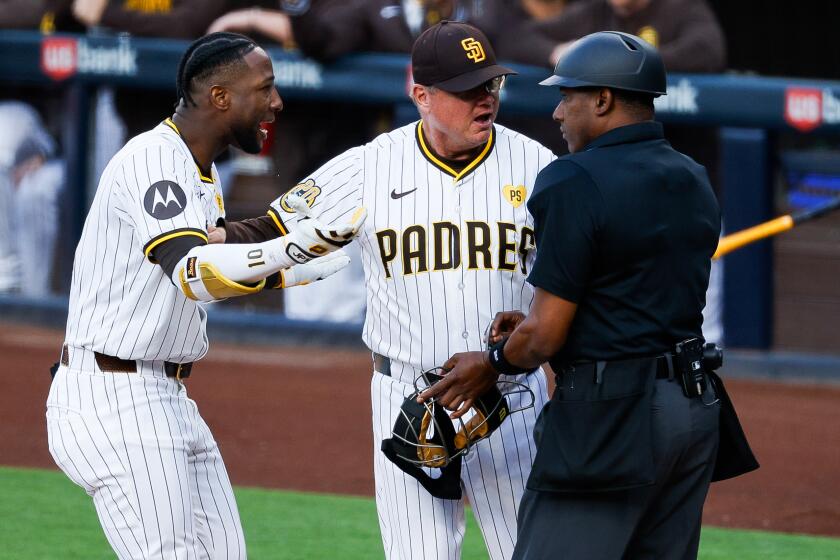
[713,196,840,260]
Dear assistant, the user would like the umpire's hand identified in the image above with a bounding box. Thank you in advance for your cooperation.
[418,352,500,419]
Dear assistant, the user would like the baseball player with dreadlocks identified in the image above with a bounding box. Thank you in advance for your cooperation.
[45,32,365,559]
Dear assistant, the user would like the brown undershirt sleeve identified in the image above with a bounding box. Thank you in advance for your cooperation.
[221,215,283,244]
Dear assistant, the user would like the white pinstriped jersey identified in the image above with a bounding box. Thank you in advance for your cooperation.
[65,119,223,363]
[269,120,555,560]
[269,121,556,369]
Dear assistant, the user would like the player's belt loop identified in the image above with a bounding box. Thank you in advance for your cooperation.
[61,344,69,366]
[94,352,137,373]
[373,353,391,376]
[165,362,192,380]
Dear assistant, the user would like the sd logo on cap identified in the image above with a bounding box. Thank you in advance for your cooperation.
[411,21,515,93]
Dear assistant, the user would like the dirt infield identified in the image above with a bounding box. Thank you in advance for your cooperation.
[3,323,839,537]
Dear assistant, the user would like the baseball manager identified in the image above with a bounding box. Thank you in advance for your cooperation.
[217,21,556,559]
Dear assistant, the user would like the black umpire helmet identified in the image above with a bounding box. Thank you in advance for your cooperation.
[539,31,667,97]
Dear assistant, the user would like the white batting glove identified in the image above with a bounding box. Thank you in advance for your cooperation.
[281,193,367,263]
[279,250,351,288]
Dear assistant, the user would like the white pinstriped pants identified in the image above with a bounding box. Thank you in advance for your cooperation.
[46,364,246,559]
[372,364,549,560]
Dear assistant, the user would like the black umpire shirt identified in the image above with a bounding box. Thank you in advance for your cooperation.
[527,121,720,365]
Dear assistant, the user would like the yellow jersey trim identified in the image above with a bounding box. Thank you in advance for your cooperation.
[143,228,208,262]
[267,208,289,236]
[164,118,215,184]
[164,117,179,134]
[416,121,495,182]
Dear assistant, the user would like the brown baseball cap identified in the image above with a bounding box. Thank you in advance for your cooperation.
[411,21,516,93]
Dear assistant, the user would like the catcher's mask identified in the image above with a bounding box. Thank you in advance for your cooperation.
[381,369,535,500]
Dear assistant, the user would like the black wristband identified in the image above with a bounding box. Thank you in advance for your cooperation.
[487,337,534,376]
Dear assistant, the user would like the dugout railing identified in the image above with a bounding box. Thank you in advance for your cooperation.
[2,29,840,350]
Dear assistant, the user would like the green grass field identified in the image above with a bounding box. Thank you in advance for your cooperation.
[2,466,839,559]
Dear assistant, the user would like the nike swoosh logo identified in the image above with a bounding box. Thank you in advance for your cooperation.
[391,188,417,200]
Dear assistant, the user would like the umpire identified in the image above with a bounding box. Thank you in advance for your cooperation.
[422,31,724,559]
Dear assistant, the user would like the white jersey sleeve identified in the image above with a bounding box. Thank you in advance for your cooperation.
[112,142,211,263]
[267,146,365,235]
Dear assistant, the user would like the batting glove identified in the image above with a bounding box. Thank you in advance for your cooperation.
[281,193,367,263]
[279,249,351,288]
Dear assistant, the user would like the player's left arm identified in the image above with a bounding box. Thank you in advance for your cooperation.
[153,235,353,299]
[152,198,366,302]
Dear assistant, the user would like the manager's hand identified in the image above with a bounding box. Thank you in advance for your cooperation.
[418,351,499,419]
[207,225,227,244]
[488,311,526,344]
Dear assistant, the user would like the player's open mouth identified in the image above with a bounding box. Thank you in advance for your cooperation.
[474,113,493,126]
[259,123,269,140]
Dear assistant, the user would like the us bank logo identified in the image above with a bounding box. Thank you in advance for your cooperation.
[40,37,77,80]
[144,181,187,220]
[41,37,138,81]
[783,87,840,132]
[785,88,822,132]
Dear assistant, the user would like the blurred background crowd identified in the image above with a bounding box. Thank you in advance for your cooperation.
[1,1,839,349]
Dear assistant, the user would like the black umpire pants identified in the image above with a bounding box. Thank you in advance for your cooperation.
[512,377,720,560]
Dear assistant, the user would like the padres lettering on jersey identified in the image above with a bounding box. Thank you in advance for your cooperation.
[268,122,556,371]
[65,120,223,363]
[375,221,535,278]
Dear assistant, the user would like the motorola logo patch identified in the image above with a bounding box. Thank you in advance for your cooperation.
[144,180,187,220]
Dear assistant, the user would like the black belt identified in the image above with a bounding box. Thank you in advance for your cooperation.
[373,353,391,376]
[61,344,192,379]
[561,353,677,381]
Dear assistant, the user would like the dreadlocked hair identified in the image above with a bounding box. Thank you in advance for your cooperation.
[176,32,258,107]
